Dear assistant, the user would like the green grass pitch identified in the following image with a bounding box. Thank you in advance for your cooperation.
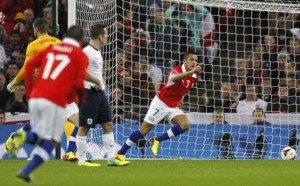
[0,160,299,186]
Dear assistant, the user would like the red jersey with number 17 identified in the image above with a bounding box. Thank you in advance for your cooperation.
[25,38,89,108]
[157,65,198,108]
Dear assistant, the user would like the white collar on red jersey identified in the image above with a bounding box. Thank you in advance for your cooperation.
[181,64,197,78]
[62,37,80,47]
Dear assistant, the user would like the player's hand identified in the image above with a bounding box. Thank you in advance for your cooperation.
[94,84,102,91]
[7,81,16,93]
[92,79,101,91]
[191,65,202,74]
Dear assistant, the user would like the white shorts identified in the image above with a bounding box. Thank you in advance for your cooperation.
[66,102,78,119]
[144,96,184,125]
[29,98,66,142]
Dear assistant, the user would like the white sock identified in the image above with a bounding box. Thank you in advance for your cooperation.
[167,129,175,138]
[102,132,115,160]
[69,136,76,142]
[76,135,86,163]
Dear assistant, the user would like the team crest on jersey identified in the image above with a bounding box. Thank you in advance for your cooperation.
[87,118,93,125]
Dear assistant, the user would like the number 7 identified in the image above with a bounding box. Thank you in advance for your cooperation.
[153,109,159,116]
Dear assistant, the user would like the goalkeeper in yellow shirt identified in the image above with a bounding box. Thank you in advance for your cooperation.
[5,18,87,162]
[7,18,61,92]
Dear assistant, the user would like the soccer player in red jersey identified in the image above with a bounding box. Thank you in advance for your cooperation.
[115,52,202,163]
[10,25,89,183]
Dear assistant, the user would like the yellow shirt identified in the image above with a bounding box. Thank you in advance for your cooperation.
[14,34,61,83]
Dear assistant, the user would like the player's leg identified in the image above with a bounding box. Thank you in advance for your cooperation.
[9,124,40,159]
[76,89,100,167]
[100,121,119,165]
[65,102,79,153]
[64,121,74,141]
[156,115,190,142]
[21,122,32,132]
[62,102,79,162]
[66,123,78,153]
[5,122,32,152]
[16,99,65,182]
[97,90,128,166]
[100,121,130,166]
[17,139,54,183]
[76,127,89,165]
[62,121,78,162]
[117,121,154,158]
[151,109,190,156]
[117,96,167,158]
[76,126,100,167]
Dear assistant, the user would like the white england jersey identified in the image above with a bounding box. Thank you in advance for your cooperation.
[237,98,268,114]
[83,45,105,90]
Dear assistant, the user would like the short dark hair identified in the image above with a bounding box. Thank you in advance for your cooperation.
[0,109,5,115]
[66,25,83,42]
[279,79,288,87]
[33,18,48,34]
[213,108,224,115]
[246,77,255,85]
[246,83,255,89]
[90,23,106,39]
[252,108,265,117]
[183,51,197,60]
[287,72,296,79]
[10,29,21,36]
[8,61,18,67]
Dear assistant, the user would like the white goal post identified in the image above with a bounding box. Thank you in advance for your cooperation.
[69,0,300,160]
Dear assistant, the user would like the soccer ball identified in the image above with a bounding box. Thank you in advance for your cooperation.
[280,146,297,160]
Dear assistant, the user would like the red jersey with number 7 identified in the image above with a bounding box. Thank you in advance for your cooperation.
[157,65,198,108]
[25,38,89,107]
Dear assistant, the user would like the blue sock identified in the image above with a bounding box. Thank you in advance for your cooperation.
[118,130,143,155]
[26,132,39,145]
[66,127,78,153]
[39,140,54,154]
[22,140,54,175]
[156,125,186,142]
[22,154,44,175]
[22,122,31,132]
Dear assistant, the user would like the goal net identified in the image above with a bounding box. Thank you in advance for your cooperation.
[71,0,300,160]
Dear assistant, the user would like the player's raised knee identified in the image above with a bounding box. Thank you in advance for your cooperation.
[180,122,190,131]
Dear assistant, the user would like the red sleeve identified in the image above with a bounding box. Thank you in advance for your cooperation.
[24,50,43,100]
[74,52,89,106]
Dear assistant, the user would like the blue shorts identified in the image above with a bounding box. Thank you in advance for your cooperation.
[79,88,112,128]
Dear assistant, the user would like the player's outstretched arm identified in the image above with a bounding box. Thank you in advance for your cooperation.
[24,53,43,99]
[171,65,202,82]
[7,42,36,93]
